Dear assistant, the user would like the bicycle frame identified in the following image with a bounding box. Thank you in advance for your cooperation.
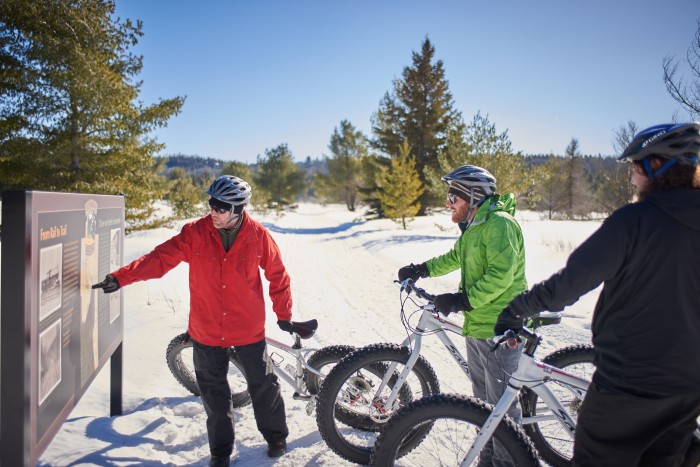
[265,334,324,401]
[379,307,468,411]
[378,281,562,416]
[460,330,590,465]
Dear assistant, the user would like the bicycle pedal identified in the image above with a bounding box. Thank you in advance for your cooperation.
[305,397,317,416]
[292,392,313,401]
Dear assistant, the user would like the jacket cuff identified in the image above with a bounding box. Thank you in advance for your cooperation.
[459,292,473,311]
[418,262,430,278]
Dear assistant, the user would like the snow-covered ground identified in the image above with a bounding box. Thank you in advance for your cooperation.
[34,203,600,466]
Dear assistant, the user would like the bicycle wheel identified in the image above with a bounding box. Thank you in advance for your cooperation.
[316,343,440,464]
[165,333,252,408]
[304,344,355,395]
[521,344,594,466]
[371,393,539,466]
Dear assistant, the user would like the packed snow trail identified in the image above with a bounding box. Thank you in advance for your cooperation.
[37,204,596,466]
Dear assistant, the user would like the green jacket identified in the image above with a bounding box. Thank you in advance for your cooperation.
[426,194,527,339]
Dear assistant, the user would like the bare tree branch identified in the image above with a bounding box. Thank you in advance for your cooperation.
[662,19,700,119]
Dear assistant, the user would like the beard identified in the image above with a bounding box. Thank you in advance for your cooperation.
[451,203,469,223]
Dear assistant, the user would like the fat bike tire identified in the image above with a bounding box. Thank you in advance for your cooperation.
[370,393,540,466]
[304,344,356,395]
[315,343,440,464]
[165,333,252,408]
[521,344,594,466]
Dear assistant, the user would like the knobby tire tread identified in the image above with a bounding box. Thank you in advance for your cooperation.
[370,393,539,466]
[316,343,440,464]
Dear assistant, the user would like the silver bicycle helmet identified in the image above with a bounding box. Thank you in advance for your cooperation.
[442,165,497,205]
[618,122,700,178]
[442,165,497,226]
[206,175,252,212]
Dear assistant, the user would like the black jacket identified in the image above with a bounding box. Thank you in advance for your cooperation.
[510,187,700,396]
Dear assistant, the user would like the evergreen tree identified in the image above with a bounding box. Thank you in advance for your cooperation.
[166,168,205,219]
[357,153,389,219]
[253,144,305,214]
[535,155,568,219]
[562,138,592,218]
[423,122,470,201]
[425,113,531,205]
[314,120,368,211]
[0,0,184,228]
[377,141,424,229]
[462,112,530,197]
[371,38,462,212]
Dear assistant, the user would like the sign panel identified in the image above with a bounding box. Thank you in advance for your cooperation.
[1,191,125,466]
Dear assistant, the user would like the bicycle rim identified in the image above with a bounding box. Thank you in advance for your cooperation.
[371,393,539,467]
[522,344,594,466]
[316,344,439,464]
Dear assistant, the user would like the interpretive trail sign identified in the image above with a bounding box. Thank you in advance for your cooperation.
[1,191,125,466]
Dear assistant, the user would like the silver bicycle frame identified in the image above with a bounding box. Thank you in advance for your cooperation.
[375,307,468,410]
[460,349,590,465]
[265,336,322,400]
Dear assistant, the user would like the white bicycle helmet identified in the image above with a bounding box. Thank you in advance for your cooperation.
[442,165,497,205]
[206,175,252,213]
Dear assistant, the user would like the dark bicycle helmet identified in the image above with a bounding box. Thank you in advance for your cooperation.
[618,122,700,179]
[206,175,252,209]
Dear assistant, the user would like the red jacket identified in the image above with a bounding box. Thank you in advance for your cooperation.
[112,212,293,346]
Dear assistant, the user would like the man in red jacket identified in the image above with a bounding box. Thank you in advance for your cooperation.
[93,175,293,466]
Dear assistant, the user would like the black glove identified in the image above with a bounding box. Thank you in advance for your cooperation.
[494,306,525,336]
[277,320,294,334]
[92,274,120,293]
[398,263,429,282]
[433,292,471,316]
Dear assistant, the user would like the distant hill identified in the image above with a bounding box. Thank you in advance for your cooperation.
[157,154,326,177]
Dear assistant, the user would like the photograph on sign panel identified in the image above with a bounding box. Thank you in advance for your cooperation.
[39,319,62,405]
[39,243,63,321]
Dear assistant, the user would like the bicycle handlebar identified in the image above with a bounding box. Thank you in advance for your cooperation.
[397,278,436,302]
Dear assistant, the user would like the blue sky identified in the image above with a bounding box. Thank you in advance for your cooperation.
[115,0,699,163]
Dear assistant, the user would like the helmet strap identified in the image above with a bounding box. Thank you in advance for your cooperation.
[461,189,482,227]
[644,157,677,179]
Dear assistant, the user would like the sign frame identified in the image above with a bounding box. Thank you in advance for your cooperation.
[1,190,125,466]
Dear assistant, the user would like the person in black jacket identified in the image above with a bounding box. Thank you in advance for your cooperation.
[495,122,700,466]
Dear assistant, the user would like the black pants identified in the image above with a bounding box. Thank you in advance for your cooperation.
[193,338,288,457]
[573,382,700,467]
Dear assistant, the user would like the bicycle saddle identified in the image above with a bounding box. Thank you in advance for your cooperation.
[290,319,318,339]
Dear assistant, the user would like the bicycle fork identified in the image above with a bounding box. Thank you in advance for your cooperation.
[461,384,520,465]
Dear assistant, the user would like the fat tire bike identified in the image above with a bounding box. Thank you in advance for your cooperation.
[315,279,595,465]
[166,319,355,416]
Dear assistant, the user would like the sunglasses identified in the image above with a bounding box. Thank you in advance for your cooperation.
[447,193,458,205]
[208,200,231,214]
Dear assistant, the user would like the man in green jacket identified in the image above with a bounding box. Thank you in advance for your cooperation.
[398,164,527,466]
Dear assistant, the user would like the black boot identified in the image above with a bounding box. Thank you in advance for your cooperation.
[210,455,230,466]
[267,439,287,458]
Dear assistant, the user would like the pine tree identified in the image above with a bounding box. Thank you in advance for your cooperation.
[0,0,184,227]
[371,38,462,212]
[166,168,206,219]
[562,139,592,218]
[314,120,368,211]
[253,144,305,214]
[425,113,530,203]
[377,141,424,229]
[535,156,568,219]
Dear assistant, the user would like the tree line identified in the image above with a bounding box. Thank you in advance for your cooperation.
[2,1,699,230]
